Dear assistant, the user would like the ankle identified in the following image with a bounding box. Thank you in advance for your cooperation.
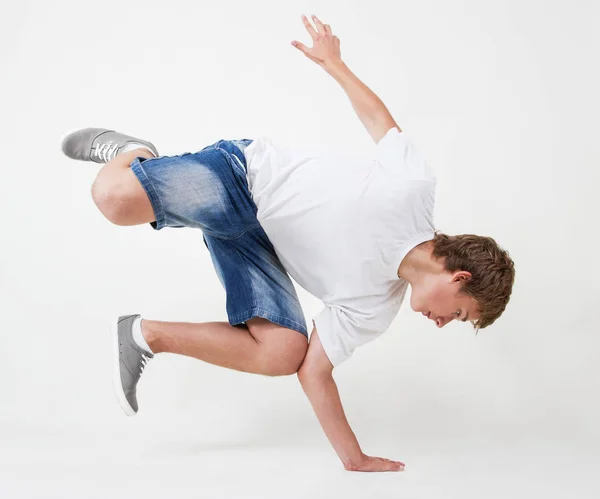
[130,147,156,159]
[141,319,162,353]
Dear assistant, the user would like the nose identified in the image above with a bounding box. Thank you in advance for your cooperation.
[435,315,453,328]
[426,312,454,328]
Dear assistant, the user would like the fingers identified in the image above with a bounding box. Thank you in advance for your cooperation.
[311,14,327,35]
[291,40,319,63]
[378,457,405,471]
[301,14,318,39]
[381,460,403,471]
[303,14,332,38]
[291,40,309,53]
[346,456,405,473]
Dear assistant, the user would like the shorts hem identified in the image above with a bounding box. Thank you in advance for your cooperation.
[129,156,167,231]
[228,306,308,339]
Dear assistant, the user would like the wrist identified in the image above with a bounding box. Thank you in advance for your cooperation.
[322,58,347,74]
[342,451,366,470]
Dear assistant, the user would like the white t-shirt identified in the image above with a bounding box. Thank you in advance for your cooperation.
[242,127,437,367]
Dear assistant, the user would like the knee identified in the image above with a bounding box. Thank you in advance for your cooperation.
[91,180,130,226]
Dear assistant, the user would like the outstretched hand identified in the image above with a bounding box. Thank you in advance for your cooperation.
[291,14,342,68]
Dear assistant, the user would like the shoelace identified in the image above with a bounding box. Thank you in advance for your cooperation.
[139,352,151,375]
[93,140,120,162]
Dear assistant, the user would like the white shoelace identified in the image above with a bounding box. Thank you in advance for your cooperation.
[139,352,151,375]
[93,140,120,162]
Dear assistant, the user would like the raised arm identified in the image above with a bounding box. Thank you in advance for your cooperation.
[297,323,405,472]
[291,14,401,144]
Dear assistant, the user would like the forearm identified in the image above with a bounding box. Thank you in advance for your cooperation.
[324,60,395,134]
[299,373,363,467]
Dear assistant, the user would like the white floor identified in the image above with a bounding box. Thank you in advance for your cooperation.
[1,417,597,499]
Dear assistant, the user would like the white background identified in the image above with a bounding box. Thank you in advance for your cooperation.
[1,0,598,497]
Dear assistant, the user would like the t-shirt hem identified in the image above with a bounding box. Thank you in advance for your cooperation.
[311,317,346,368]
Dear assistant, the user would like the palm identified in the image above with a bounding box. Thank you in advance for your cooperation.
[345,454,405,472]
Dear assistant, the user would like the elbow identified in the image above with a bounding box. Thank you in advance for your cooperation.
[296,368,310,384]
[296,323,335,382]
[297,365,333,385]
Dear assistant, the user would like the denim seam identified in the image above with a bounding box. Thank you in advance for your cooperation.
[211,222,263,241]
[234,244,257,313]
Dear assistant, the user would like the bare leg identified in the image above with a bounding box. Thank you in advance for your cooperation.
[141,319,306,377]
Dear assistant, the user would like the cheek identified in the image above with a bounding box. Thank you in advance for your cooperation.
[425,285,447,310]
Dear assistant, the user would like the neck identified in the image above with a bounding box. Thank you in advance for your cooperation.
[397,241,441,284]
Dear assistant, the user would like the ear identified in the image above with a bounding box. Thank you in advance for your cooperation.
[453,271,472,282]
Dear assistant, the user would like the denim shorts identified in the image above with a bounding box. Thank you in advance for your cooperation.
[128,138,308,339]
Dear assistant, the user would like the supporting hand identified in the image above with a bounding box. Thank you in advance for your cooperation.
[344,453,406,473]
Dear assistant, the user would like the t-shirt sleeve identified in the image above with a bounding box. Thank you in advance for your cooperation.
[311,303,391,367]
[375,127,437,182]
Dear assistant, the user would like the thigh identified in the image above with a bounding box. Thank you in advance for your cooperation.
[128,139,258,236]
[202,225,308,340]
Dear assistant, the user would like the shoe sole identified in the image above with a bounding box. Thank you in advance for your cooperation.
[110,315,137,417]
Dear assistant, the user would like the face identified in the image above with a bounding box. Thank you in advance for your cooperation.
[410,271,480,328]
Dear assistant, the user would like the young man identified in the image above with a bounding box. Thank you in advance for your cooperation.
[61,15,515,473]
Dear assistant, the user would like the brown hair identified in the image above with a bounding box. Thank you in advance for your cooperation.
[431,231,515,333]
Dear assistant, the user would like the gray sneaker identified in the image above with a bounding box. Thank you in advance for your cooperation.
[111,314,154,416]
[61,128,159,164]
